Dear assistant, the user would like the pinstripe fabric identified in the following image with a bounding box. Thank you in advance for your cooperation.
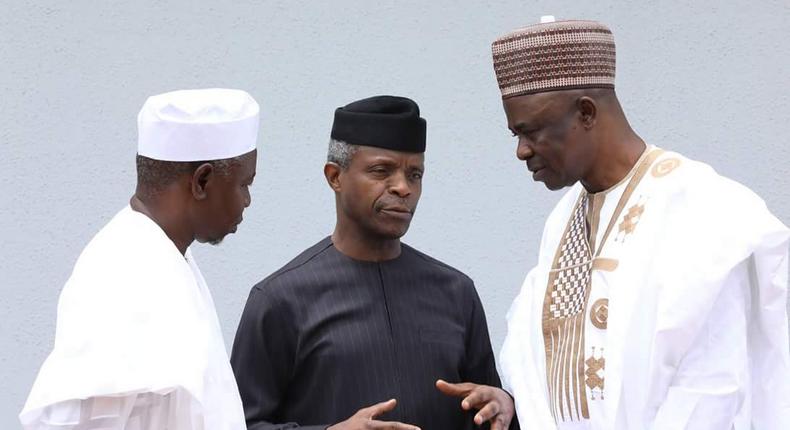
[231,237,505,430]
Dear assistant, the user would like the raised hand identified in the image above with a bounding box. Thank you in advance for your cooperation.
[435,380,515,430]
[327,399,421,430]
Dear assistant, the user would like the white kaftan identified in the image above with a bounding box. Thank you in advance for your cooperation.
[20,206,245,430]
[500,147,790,429]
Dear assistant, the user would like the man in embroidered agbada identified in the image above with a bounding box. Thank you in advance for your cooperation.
[19,88,259,430]
[492,16,790,430]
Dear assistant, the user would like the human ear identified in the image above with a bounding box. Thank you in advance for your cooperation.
[192,163,214,200]
[576,96,597,129]
[323,162,343,192]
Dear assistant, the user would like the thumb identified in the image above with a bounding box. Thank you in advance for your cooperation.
[435,379,474,397]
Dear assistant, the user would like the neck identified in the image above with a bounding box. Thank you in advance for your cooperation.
[580,122,646,194]
[331,220,402,262]
[130,189,194,255]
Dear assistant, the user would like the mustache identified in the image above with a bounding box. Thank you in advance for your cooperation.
[374,199,415,213]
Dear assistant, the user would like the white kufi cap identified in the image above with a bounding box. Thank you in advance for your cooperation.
[137,88,259,161]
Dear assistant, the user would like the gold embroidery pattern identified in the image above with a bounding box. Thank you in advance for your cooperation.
[590,299,608,329]
[651,157,681,178]
[585,346,605,400]
[591,258,618,272]
[595,149,664,256]
[616,199,647,242]
[541,148,665,425]
[549,197,593,318]
[543,194,592,422]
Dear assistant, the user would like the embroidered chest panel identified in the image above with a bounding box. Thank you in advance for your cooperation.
[542,193,593,422]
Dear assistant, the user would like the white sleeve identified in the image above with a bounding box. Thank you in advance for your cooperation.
[748,239,790,429]
[650,246,790,430]
[649,260,750,429]
[22,389,201,430]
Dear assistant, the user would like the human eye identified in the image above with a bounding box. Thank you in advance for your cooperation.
[513,123,539,138]
[368,165,390,177]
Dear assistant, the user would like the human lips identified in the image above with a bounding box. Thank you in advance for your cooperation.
[527,163,547,180]
[379,206,413,219]
[230,217,243,233]
[527,161,544,173]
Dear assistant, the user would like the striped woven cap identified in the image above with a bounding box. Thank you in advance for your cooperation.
[492,20,616,98]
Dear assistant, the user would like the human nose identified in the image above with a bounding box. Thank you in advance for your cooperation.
[516,136,534,161]
[243,187,251,208]
[389,171,412,198]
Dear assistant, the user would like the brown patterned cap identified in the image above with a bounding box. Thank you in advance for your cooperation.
[492,19,616,98]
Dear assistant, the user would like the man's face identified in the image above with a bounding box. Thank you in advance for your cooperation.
[194,150,257,245]
[503,91,595,190]
[336,146,424,240]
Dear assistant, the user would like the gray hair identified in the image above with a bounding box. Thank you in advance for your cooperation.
[327,139,359,169]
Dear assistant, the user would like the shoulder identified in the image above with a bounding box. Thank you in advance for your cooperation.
[648,148,788,247]
[74,208,133,263]
[251,236,334,297]
[651,149,769,212]
[401,245,484,314]
[71,207,178,283]
[401,243,475,287]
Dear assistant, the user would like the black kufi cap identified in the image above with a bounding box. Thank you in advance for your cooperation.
[330,95,426,153]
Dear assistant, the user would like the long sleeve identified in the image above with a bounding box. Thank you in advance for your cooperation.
[462,283,500,387]
[649,249,790,430]
[23,391,197,430]
[647,286,745,428]
[230,286,327,430]
[462,283,520,430]
[749,240,790,429]
[646,182,790,430]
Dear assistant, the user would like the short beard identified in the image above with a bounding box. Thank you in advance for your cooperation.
[208,238,224,246]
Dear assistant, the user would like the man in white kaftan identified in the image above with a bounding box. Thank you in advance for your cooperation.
[20,88,260,430]
[491,17,790,430]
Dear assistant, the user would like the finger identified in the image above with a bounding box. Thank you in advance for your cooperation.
[367,419,421,430]
[462,387,493,410]
[358,399,397,419]
[490,415,512,430]
[435,379,478,398]
[473,401,501,426]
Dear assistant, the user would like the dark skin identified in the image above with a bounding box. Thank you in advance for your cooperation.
[324,146,425,262]
[435,380,515,430]
[324,145,514,429]
[504,89,645,193]
[130,150,257,255]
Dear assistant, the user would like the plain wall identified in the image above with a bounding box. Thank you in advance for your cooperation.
[2,0,788,426]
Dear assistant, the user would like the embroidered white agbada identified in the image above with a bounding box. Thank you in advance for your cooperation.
[20,206,246,430]
[500,147,790,430]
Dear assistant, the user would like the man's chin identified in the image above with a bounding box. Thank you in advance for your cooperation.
[544,182,565,191]
[195,235,225,246]
[541,178,573,191]
[377,224,410,240]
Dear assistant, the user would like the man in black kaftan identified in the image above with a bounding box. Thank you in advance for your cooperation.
[231,96,517,430]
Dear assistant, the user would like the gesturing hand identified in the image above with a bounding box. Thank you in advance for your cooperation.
[327,399,421,430]
[435,380,515,430]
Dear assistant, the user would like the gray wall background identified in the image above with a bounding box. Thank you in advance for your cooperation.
[2,0,788,426]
